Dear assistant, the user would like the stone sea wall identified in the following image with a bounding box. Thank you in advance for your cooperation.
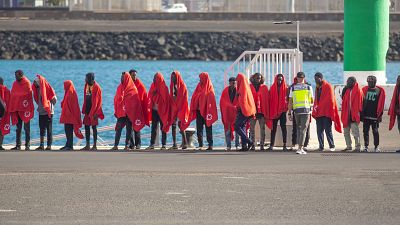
[1,31,400,61]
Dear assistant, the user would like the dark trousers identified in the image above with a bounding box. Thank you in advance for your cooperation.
[363,119,380,148]
[398,115,400,133]
[84,125,97,146]
[270,112,287,146]
[114,117,132,147]
[316,116,335,149]
[16,115,30,147]
[171,118,187,146]
[129,130,141,148]
[150,109,167,146]
[196,110,213,147]
[292,115,310,147]
[39,115,53,146]
[64,124,73,148]
[235,110,252,147]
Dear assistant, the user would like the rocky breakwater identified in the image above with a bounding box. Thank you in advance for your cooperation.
[1,31,400,61]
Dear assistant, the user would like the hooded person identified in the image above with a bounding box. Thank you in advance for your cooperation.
[9,70,34,151]
[111,72,146,151]
[341,77,363,152]
[188,72,218,150]
[220,77,240,151]
[235,73,256,151]
[0,77,11,150]
[361,75,386,152]
[32,74,57,150]
[128,69,148,149]
[312,72,342,152]
[388,75,400,153]
[268,74,289,151]
[249,72,270,151]
[169,71,190,150]
[81,73,104,151]
[146,72,176,150]
[60,80,84,150]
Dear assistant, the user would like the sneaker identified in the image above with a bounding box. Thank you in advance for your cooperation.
[10,146,21,150]
[135,145,141,150]
[60,146,73,151]
[303,147,308,151]
[35,146,44,150]
[181,145,187,150]
[80,145,90,151]
[329,148,336,152]
[282,146,289,151]
[90,146,97,151]
[364,146,369,152]
[249,145,255,151]
[110,146,118,151]
[296,149,307,155]
[342,147,352,152]
[374,147,381,152]
[235,146,240,151]
[25,146,30,151]
[169,145,178,150]
[318,147,324,151]
[45,146,52,150]
[160,145,167,150]
[146,145,155,150]
[206,146,213,151]
[124,146,131,151]
[225,147,231,151]
[353,148,361,152]
[266,146,273,151]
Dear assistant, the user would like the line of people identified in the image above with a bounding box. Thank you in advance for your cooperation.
[0,70,399,153]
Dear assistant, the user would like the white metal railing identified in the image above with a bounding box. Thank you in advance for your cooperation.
[224,48,303,86]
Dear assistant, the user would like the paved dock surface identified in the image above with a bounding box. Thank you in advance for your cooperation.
[0,151,399,225]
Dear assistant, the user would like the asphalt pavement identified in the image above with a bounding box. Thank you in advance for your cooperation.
[0,151,399,225]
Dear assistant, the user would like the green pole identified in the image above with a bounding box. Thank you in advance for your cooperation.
[344,0,390,84]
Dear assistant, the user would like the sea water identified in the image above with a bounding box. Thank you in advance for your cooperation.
[0,60,399,147]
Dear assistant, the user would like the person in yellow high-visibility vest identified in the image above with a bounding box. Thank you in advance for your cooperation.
[288,72,314,155]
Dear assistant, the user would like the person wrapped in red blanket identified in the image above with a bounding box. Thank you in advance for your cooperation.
[235,73,256,151]
[268,74,289,151]
[128,69,148,150]
[169,71,190,150]
[361,75,386,152]
[189,72,218,151]
[32,74,57,150]
[220,77,239,151]
[0,77,11,150]
[60,80,84,150]
[111,72,146,151]
[146,72,176,150]
[9,70,34,150]
[249,73,270,151]
[340,77,363,152]
[81,73,104,151]
[312,72,342,152]
[388,75,400,153]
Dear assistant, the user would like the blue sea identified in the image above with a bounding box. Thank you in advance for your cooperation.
[0,60,399,147]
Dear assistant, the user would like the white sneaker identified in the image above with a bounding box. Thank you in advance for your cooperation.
[303,147,308,151]
[235,146,240,151]
[329,148,336,152]
[374,147,381,152]
[296,149,307,155]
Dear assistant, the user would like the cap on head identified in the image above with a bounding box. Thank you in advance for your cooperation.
[228,77,236,82]
[129,69,137,74]
[296,72,305,78]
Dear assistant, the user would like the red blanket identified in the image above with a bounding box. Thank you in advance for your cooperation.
[60,81,84,139]
[312,80,342,133]
[122,73,146,132]
[362,86,386,120]
[250,83,271,129]
[134,78,150,127]
[114,84,125,119]
[269,74,288,119]
[82,81,105,124]
[341,83,363,128]
[9,77,34,124]
[237,73,256,117]
[148,72,176,133]
[388,85,399,130]
[32,75,56,117]
[0,85,11,135]
[220,86,238,139]
[170,71,190,131]
[189,72,218,127]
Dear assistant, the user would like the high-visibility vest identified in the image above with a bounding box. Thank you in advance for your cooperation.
[291,83,313,114]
